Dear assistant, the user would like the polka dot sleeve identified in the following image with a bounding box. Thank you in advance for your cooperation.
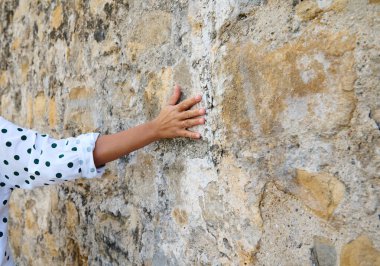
[0,116,106,190]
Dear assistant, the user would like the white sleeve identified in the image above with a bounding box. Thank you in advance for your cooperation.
[0,116,106,190]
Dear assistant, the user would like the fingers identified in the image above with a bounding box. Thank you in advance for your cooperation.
[178,108,206,120]
[168,84,182,105]
[177,94,202,111]
[178,129,201,139]
[180,117,205,129]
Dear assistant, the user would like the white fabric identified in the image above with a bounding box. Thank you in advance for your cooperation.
[0,116,106,265]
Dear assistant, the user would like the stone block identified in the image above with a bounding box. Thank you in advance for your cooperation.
[293,169,345,219]
[340,236,380,266]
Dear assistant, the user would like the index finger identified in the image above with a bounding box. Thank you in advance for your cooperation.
[177,94,202,111]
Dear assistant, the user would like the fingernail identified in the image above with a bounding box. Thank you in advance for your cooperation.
[195,95,202,100]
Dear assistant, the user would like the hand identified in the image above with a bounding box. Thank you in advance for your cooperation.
[151,84,206,140]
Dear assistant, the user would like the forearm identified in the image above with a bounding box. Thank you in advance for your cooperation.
[92,121,159,167]
[92,86,205,168]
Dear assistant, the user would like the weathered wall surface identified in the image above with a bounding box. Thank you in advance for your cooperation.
[0,0,379,265]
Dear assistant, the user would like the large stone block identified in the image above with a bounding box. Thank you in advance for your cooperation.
[221,30,356,137]
[293,169,345,219]
[340,236,380,266]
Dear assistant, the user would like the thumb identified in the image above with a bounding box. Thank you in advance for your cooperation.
[167,84,181,105]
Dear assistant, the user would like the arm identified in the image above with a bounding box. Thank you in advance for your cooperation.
[93,85,206,167]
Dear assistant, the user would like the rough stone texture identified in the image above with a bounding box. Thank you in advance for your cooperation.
[0,0,379,265]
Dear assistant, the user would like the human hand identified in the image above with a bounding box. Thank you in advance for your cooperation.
[151,84,206,140]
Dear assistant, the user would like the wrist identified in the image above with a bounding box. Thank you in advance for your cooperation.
[148,119,161,142]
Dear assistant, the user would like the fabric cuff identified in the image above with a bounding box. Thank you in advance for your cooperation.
[77,132,106,179]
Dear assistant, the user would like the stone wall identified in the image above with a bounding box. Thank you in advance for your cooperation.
[1,0,379,265]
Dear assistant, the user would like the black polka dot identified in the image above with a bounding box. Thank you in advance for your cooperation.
[51,143,57,148]
[67,162,74,168]
[25,180,30,184]
[78,168,82,173]
[0,182,5,187]
[6,141,11,147]
[17,128,23,131]
[30,175,35,180]
[14,171,19,176]
[35,171,40,176]
[2,218,7,223]
[33,144,36,149]
[14,155,20,160]
[3,160,8,165]
[15,185,20,188]
[1,129,7,133]
[72,147,77,151]
[45,161,51,167]
[3,200,7,205]
[59,154,64,158]
[34,159,39,164]
[0,232,3,237]
[41,134,47,137]
[27,148,32,154]
[56,173,62,178]
[24,167,28,172]
[21,135,27,140]
[4,175,9,179]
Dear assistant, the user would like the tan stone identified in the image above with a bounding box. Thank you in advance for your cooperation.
[296,0,322,21]
[51,4,63,29]
[64,109,97,132]
[11,38,20,50]
[21,57,29,83]
[340,236,380,266]
[48,97,57,128]
[296,0,348,21]
[26,94,34,127]
[68,86,96,100]
[369,0,380,4]
[33,92,47,125]
[0,94,11,120]
[172,208,188,225]
[126,11,171,60]
[188,16,203,35]
[294,169,345,219]
[42,233,60,257]
[0,71,7,87]
[66,201,79,230]
[221,30,356,136]
[25,208,38,234]
[331,0,348,12]
[236,244,256,266]
[89,0,110,15]
[143,68,173,119]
